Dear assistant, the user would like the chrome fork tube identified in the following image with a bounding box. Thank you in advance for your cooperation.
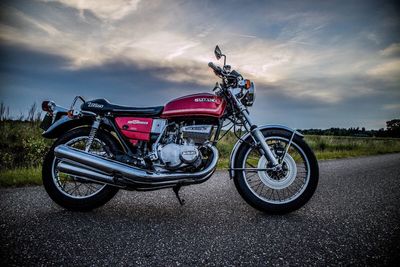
[230,89,279,166]
[250,126,279,166]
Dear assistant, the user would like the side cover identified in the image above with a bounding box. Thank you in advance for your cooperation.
[115,117,153,145]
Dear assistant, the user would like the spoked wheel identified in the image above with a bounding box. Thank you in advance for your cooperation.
[42,128,120,211]
[51,136,108,199]
[233,129,319,214]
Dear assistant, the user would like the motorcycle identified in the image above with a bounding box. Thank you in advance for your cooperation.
[40,46,319,214]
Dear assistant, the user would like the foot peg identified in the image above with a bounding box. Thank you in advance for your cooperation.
[173,185,185,206]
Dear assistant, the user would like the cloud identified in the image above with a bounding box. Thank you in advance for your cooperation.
[0,1,393,86]
[367,60,400,81]
[41,0,141,21]
[380,43,400,57]
[1,0,399,128]
[383,104,400,110]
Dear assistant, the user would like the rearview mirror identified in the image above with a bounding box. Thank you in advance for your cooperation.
[214,45,222,60]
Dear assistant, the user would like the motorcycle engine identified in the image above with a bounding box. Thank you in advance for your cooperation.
[158,143,200,169]
[156,124,212,170]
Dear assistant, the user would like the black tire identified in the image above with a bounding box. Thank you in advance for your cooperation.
[42,128,120,211]
[233,129,319,214]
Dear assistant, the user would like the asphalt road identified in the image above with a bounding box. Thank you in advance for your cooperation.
[1,154,400,266]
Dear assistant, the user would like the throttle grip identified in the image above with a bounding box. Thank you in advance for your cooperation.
[208,62,221,75]
[208,62,217,70]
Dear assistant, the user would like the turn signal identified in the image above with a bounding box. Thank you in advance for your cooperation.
[244,79,251,89]
[67,110,73,118]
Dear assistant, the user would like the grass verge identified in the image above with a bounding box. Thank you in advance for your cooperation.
[0,167,42,187]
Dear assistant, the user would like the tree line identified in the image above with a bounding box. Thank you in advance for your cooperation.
[300,119,400,138]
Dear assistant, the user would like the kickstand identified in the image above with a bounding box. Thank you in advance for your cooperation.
[173,185,185,206]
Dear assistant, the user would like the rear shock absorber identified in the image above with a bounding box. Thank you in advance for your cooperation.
[85,117,101,152]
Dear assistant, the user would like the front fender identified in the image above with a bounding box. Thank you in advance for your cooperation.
[42,115,95,139]
[228,124,304,179]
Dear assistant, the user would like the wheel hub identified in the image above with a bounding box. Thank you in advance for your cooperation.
[257,154,297,190]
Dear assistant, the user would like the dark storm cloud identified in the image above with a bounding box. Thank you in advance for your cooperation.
[0,44,206,115]
[254,77,399,129]
[0,0,399,128]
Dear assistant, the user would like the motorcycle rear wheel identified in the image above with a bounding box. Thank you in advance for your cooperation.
[233,129,319,214]
[42,128,120,211]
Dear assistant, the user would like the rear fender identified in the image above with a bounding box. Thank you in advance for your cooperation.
[42,115,95,139]
[228,125,304,179]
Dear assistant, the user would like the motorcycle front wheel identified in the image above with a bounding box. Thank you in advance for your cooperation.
[233,129,319,214]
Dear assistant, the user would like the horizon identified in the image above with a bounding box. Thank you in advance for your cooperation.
[0,0,399,129]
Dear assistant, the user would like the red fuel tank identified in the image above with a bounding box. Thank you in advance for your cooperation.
[161,93,226,118]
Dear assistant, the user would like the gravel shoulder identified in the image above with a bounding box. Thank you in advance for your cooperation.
[1,154,400,266]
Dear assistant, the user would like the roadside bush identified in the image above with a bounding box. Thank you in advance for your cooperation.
[0,121,52,169]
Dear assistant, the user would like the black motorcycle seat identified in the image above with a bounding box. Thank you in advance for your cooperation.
[81,98,164,116]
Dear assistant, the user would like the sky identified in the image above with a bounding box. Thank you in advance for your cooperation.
[0,0,399,129]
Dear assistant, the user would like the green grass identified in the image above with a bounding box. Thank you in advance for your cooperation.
[0,167,42,187]
[1,134,400,187]
[305,135,400,160]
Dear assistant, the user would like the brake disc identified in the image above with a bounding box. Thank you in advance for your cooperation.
[257,154,297,190]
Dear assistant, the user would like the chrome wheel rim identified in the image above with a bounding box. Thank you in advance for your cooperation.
[242,136,310,204]
[51,137,108,199]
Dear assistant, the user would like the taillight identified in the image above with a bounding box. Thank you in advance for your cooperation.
[42,101,55,113]
[244,79,251,89]
[42,101,50,112]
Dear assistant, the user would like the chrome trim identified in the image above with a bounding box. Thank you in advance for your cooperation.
[54,144,218,188]
[51,104,68,124]
[251,126,279,166]
[69,96,85,111]
[228,125,303,178]
[57,161,116,185]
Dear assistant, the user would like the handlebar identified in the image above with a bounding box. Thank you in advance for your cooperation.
[208,62,222,76]
[208,62,244,91]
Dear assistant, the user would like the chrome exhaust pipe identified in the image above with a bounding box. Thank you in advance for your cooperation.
[54,144,218,186]
[57,161,115,185]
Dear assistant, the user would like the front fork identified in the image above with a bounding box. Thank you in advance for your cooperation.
[249,125,279,166]
[231,92,288,167]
